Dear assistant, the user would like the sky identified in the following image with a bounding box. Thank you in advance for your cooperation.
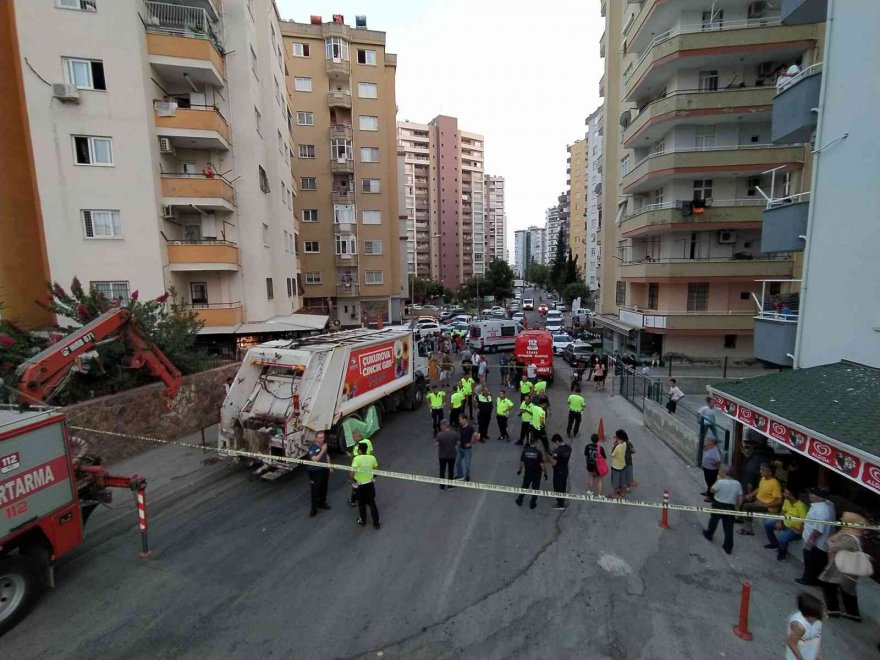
[276,0,605,258]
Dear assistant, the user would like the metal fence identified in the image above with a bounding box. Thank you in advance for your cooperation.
[141,0,223,51]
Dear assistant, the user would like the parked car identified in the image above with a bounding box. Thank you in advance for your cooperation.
[417,321,442,336]
[417,316,438,325]
[563,341,594,367]
[551,333,573,355]
[512,312,525,323]
[452,314,473,324]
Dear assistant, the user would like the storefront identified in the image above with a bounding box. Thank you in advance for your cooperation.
[196,314,329,359]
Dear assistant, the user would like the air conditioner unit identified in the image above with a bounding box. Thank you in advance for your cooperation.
[748,1,769,18]
[158,137,175,154]
[53,83,80,103]
[161,204,175,219]
[757,61,775,78]
[718,230,736,244]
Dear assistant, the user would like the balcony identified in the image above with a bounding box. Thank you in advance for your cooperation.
[141,1,225,87]
[622,145,806,194]
[336,283,360,298]
[624,21,818,102]
[332,189,355,205]
[330,158,354,175]
[772,64,822,144]
[154,105,230,150]
[325,57,351,79]
[167,240,239,271]
[762,197,809,252]
[618,306,756,332]
[619,257,794,281]
[327,90,352,109]
[624,87,776,147]
[753,280,801,366]
[781,0,828,25]
[335,254,358,267]
[188,302,243,327]
[330,123,353,141]
[160,173,235,211]
[621,200,764,238]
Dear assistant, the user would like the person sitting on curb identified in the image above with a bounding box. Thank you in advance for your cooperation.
[739,463,783,536]
[763,486,808,561]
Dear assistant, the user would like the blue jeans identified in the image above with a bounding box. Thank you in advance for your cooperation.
[764,519,801,557]
[454,447,472,480]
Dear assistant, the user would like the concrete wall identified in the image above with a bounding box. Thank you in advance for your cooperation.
[643,399,699,465]
[66,363,239,466]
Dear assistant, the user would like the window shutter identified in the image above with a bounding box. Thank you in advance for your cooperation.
[83,210,94,237]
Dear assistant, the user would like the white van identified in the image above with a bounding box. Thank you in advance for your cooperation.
[468,319,523,352]
[522,298,534,310]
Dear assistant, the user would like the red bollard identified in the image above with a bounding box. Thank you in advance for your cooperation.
[733,582,754,640]
[136,485,151,558]
[659,488,670,529]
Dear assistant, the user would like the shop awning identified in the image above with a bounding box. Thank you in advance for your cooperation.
[197,314,329,336]
[196,325,239,336]
[592,314,639,335]
[709,361,880,495]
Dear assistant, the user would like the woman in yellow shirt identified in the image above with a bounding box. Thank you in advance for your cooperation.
[609,430,629,498]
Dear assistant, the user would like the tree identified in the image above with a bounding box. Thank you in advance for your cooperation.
[0,304,50,402]
[526,263,550,288]
[562,281,591,306]
[411,277,444,303]
[484,259,515,301]
[550,228,567,294]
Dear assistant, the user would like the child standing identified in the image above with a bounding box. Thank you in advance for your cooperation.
[785,592,824,660]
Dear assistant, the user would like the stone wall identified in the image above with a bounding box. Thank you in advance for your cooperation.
[643,399,701,466]
[64,363,240,466]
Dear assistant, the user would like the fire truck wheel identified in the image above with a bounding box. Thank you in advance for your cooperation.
[0,555,39,636]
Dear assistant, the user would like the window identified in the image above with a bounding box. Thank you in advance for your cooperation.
[363,240,383,255]
[294,77,312,92]
[693,179,713,201]
[302,209,318,222]
[687,283,709,312]
[695,125,716,149]
[282,229,289,252]
[360,147,379,163]
[357,49,377,65]
[254,107,262,135]
[362,210,381,225]
[747,176,761,197]
[266,277,274,300]
[250,46,258,78]
[365,271,384,285]
[91,280,130,301]
[73,136,113,165]
[653,187,664,205]
[190,282,208,306]
[274,77,281,104]
[325,37,349,61]
[298,144,316,159]
[335,234,356,255]
[277,130,284,154]
[357,82,378,99]
[286,277,293,297]
[647,283,659,310]
[334,204,355,224]
[259,166,270,193]
[262,223,269,246]
[359,115,379,131]
[58,0,96,10]
[304,241,320,253]
[724,334,737,349]
[701,9,723,29]
[287,231,294,253]
[305,272,322,284]
[615,281,626,306]
[362,178,381,193]
[296,111,314,126]
[82,210,121,238]
[301,177,316,190]
[698,70,719,92]
[63,58,105,90]
[620,155,630,175]
[293,42,310,57]
[331,138,352,161]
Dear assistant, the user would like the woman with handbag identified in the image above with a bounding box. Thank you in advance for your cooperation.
[819,511,872,621]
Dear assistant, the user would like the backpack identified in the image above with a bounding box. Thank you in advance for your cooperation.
[596,451,609,477]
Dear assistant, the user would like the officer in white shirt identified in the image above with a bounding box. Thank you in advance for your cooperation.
[796,486,836,586]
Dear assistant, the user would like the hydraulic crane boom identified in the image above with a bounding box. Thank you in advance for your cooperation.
[15,306,182,403]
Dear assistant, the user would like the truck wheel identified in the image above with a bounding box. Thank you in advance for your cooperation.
[407,380,426,410]
[333,413,362,454]
[0,555,39,636]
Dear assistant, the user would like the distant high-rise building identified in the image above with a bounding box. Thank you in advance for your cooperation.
[567,139,588,279]
[585,106,603,295]
[514,226,546,277]
[544,195,567,264]
[486,175,507,265]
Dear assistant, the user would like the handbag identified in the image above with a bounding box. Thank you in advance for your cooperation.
[834,535,875,578]
[596,451,609,477]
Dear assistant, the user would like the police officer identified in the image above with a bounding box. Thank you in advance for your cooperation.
[460,373,476,418]
[449,384,465,428]
[351,441,380,529]
[532,377,550,417]
[476,385,493,442]
[427,384,446,434]
[530,400,549,454]
[307,431,332,518]
[495,389,514,442]
[566,384,586,438]
[347,436,373,507]
[515,436,547,509]
[516,394,533,446]
[519,375,533,403]
[548,433,572,510]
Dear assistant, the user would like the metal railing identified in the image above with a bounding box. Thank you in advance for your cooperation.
[775,62,823,94]
[629,143,780,172]
[625,17,782,82]
[159,171,234,185]
[167,239,237,247]
[624,198,764,220]
[756,165,811,208]
[186,301,241,309]
[142,1,223,51]
[619,305,754,317]
[753,279,801,321]
[154,101,229,124]
[622,255,792,266]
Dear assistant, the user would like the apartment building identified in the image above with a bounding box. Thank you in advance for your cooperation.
[567,139,588,276]
[281,15,404,326]
[585,106,603,295]
[1,0,301,332]
[544,194,568,265]
[514,225,546,277]
[485,175,507,264]
[596,0,821,361]
[397,117,487,287]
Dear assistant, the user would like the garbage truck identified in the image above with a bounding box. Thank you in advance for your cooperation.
[219,328,428,476]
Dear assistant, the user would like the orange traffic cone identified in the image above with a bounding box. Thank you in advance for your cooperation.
[597,417,606,442]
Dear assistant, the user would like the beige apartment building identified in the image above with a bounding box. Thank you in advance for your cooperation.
[281,16,405,326]
[397,117,490,288]
[567,139,589,275]
[0,0,302,333]
[595,0,821,361]
[486,175,507,264]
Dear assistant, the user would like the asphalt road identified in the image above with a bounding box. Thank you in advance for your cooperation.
[4,299,876,659]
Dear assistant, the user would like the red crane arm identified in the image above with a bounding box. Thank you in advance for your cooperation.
[15,307,182,403]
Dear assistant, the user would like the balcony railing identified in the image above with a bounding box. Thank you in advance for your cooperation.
[141,0,223,52]
[775,61,823,94]
[625,198,764,220]
[330,123,353,140]
[630,144,779,172]
[327,91,352,108]
[753,279,801,321]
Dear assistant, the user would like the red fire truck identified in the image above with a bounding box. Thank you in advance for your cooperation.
[0,306,181,635]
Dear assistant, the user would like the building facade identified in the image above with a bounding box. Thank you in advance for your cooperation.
[396,117,488,288]
[486,175,507,265]
[281,15,404,326]
[585,106,603,296]
[2,0,301,331]
[514,225,546,278]
[567,139,588,279]
[596,0,821,361]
